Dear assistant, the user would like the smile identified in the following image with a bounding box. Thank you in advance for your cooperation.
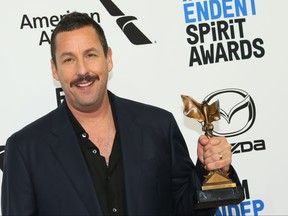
[76,81,94,87]
[70,75,99,88]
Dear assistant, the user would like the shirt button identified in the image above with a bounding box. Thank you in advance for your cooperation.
[92,149,97,154]
[81,133,87,138]
[112,208,117,213]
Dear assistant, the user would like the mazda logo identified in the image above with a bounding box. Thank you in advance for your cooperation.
[204,88,256,137]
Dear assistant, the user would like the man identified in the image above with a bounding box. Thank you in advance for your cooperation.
[2,12,241,215]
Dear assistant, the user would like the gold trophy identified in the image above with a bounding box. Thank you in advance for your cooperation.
[181,95,244,209]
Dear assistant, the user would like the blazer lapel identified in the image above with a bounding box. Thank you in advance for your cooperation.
[112,95,143,215]
[48,104,103,215]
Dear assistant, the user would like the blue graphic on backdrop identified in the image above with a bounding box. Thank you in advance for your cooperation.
[181,0,265,66]
[216,179,265,216]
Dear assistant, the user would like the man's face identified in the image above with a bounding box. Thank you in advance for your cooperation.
[51,26,113,112]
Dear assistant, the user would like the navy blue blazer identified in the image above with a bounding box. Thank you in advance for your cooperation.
[2,91,237,215]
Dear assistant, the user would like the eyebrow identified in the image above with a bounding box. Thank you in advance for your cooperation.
[59,52,74,59]
[59,47,99,59]
[84,47,99,55]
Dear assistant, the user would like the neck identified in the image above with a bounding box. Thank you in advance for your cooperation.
[67,94,111,126]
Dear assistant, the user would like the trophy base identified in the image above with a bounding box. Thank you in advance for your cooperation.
[195,186,245,209]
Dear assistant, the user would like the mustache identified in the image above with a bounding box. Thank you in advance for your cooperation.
[70,75,99,87]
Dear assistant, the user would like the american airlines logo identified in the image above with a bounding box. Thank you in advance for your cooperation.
[100,0,152,45]
[20,0,152,46]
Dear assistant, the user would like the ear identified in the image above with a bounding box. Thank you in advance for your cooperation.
[106,47,113,72]
[51,59,59,81]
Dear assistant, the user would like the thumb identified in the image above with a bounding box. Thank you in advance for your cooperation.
[197,142,204,164]
[197,135,208,164]
[198,134,209,147]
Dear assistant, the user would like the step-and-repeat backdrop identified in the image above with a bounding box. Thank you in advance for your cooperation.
[0,0,287,215]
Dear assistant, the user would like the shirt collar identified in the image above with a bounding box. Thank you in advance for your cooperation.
[62,92,118,137]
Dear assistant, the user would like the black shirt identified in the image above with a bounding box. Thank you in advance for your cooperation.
[65,101,126,216]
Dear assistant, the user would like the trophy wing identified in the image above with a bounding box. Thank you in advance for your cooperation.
[181,95,205,123]
[207,100,221,123]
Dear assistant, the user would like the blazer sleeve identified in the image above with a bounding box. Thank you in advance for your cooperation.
[168,113,242,216]
[1,136,37,216]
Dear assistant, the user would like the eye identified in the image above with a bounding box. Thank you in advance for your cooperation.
[87,52,97,59]
[63,58,74,64]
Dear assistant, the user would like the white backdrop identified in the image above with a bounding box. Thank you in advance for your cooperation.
[0,0,287,215]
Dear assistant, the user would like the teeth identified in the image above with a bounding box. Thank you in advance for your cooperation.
[77,81,93,87]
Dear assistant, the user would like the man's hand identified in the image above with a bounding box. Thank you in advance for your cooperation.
[197,135,232,173]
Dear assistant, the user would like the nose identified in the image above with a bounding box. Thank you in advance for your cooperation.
[76,59,88,76]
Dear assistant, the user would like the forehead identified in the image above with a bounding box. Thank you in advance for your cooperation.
[54,26,102,54]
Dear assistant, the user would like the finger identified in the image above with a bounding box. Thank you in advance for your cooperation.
[208,136,225,146]
[203,141,232,164]
[204,150,230,164]
[204,150,232,170]
[204,155,231,171]
[203,137,231,157]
